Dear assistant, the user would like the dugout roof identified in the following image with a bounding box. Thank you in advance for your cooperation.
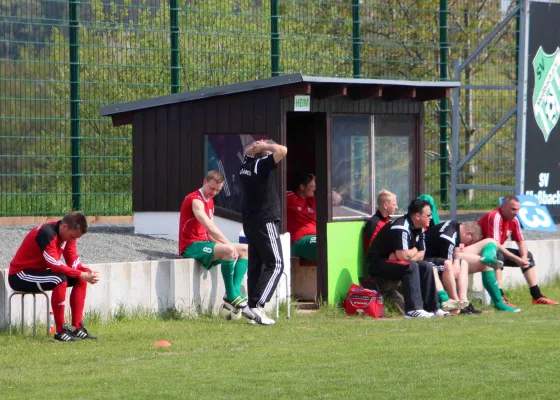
[100,73,460,127]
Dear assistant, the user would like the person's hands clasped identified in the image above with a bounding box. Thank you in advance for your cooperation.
[81,269,100,284]
[251,140,268,155]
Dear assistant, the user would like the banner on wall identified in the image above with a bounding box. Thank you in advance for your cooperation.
[525,1,560,216]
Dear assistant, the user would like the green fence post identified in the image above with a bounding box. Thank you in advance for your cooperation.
[271,0,280,76]
[170,0,180,93]
[352,0,361,78]
[439,0,449,207]
[70,0,81,211]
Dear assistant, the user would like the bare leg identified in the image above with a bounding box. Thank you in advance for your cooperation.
[457,259,469,301]
[523,267,538,287]
[432,266,444,291]
[495,268,503,287]
[441,260,458,300]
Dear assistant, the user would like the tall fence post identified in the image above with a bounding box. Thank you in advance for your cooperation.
[69,0,81,211]
[514,0,529,195]
[352,0,361,78]
[271,0,280,76]
[170,0,180,94]
[450,59,461,220]
[439,0,449,207]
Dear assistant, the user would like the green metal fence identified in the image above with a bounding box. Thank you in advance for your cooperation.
[0,0,526,216]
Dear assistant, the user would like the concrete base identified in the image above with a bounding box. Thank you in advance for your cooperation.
[1,257,291,328]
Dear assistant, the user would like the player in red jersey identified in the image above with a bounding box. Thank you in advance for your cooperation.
[363,189,397,252]
[9,211,100,342]
[179,170,251,313]
[478,195,558,306]
[286,173,342,261]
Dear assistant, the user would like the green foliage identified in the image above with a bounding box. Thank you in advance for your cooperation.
[0,0,522,215]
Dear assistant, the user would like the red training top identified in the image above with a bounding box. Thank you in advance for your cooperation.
[179,189,214,255]
[478,207,524,245]
[286,191,316,244]
[9,221,89,278]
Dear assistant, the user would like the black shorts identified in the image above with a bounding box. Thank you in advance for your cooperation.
[8,270,79,293]
[496,248,535,268]
[423,257,447,273]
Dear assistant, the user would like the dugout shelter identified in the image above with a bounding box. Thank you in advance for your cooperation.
[100,73,459,304]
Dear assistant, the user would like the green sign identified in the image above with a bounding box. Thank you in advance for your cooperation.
[294,95,310,112]
[532,46,560,142]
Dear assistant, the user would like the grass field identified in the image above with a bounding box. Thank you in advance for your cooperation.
[1,285,560,400]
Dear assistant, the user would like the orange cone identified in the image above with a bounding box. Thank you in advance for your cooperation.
[153,340,172,348]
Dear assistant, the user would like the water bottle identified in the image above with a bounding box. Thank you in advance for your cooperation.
[48,311,55,336]
[376,294,385,318]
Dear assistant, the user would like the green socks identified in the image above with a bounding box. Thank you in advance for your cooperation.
[220,259,236,301]
[233,258,248,299]
[481,270,520,312]
[481,242,502,268]
[438,290,451,304]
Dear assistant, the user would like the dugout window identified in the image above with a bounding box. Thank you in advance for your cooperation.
[373,115,417,208]
[204,133,267,217]
[331,114,374,219]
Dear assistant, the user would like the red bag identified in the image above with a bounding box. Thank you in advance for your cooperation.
[344,283,384,318]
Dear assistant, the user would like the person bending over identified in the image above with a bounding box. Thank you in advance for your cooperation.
[424,220,519,314]
[9,211,100,342]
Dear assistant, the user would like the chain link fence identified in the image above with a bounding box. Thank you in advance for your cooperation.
[0,0,524,216]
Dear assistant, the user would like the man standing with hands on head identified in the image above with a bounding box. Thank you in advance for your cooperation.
[239,139,288,325]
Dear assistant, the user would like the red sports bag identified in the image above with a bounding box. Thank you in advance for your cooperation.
[343,283,384,318]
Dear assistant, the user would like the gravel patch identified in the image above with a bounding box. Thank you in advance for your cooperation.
[0,225,179,267]
[1,217,560,267]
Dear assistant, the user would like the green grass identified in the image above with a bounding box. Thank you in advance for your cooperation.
[2,285,560,400]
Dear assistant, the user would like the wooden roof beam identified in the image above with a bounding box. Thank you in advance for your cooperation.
[112,112,133,127]
[347,85,383,100]
[313,84,347,99]
[382,86,416,102]
[415,87,451,101]
[279,82,312,97]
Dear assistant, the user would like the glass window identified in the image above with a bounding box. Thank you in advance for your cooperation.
[331,115,373,219]
[204,133,267,215]
[374,115,416,209]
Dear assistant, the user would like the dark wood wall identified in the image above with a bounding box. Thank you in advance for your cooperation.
[132,91,424,213]
[132,89,281,212]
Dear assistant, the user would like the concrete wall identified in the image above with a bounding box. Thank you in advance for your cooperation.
[1,253,291,328]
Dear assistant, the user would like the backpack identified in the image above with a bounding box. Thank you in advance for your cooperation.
[343,283,385,319]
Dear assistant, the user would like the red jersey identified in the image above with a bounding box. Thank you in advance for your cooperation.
[9,221,88,278]
[286,191,316,244]
[478,207,524,245]
[179,189,214,254]
[362,210,391,252]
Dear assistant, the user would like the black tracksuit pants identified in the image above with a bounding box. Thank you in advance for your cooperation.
[243,219,284,308]
[369,258,438,313]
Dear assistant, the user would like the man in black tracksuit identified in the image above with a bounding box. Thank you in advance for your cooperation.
[239,139,288,325]
[365,199,439,318]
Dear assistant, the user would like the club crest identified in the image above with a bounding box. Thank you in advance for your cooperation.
[532,46,560,142]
